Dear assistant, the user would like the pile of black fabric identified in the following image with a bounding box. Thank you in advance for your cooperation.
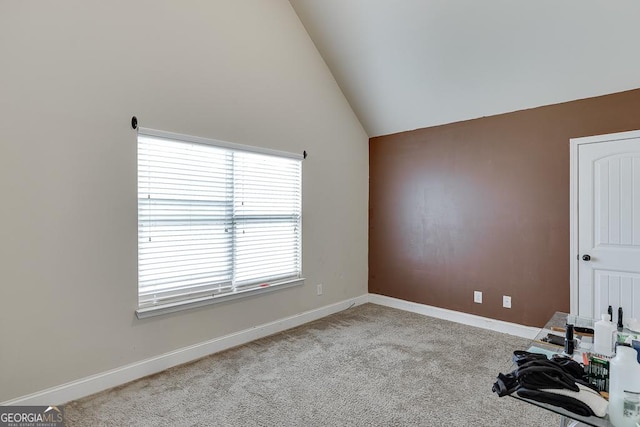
[492,351,608,417]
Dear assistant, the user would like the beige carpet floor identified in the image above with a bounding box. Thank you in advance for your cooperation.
[65,303,560,426]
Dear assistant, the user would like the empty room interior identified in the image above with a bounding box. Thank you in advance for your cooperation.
[2,1,640,426]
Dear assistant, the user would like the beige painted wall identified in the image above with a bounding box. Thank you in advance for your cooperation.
[0,0,368,402]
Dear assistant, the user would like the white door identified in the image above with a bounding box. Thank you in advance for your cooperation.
[571,130,640,322]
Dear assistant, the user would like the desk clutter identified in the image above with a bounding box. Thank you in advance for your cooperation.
[494,307,640,427]
[493,350,609,418]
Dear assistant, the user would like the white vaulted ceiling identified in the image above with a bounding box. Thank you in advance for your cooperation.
[290,0,640,137]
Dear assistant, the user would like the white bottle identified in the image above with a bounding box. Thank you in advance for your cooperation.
[594,314,617,356]
[608,345,640,427]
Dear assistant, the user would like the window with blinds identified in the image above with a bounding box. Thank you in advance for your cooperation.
[137,128,302,315]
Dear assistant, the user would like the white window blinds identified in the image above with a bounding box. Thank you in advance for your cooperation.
[137,129,302,311]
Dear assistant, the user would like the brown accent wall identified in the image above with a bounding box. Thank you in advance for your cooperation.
[369,89,640,327]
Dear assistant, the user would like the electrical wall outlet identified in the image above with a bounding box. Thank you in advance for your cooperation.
[317,284,323,296]
[474,291,482,304]
[503,295,512,309]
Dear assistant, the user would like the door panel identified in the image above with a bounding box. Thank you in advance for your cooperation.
[577,134,640,320]
[594,270,640,320]
[594,155,640,247]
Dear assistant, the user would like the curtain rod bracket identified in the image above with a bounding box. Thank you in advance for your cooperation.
[303,150,307,159]
[131,116,138,130]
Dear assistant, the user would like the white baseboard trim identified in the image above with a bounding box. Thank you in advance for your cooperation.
[368,293,539,339]
[2,295,369,406]
[3,293,536,406]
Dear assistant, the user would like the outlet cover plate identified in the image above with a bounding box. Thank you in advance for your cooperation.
[474,291,482,304]
[503,295,512,308]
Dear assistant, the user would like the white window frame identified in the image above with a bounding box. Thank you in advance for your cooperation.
[136,127,304,319]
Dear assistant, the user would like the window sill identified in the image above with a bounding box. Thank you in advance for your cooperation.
[135,278,305,319]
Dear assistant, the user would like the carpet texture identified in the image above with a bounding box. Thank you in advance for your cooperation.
[65,303,560,426]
